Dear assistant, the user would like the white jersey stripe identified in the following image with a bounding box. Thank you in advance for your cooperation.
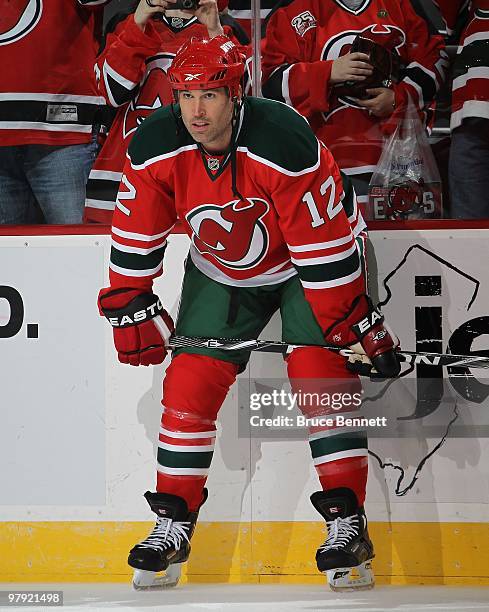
[237,141,321,177]
[301,265,362,290]
[288,234,353,253]
[159,425,217,439]
[291,243,356,266]
[111,226,174,242]
[458,31,489,52]
[190,246,297,287]
[111,238,167,255]
[450,100,489,131]
[313,448,368,465]
[109,260,164,277]
[0,92,105,104]
[157,465,209,476]
[85,198,116,211]
[282,66,293,107]
[130,144,198,170]
[341,165,377,176]
[158,441,215,452]
[153,314,173,344]
[89,169,123,182]
[452,66,489,92]
[0,122,92,133]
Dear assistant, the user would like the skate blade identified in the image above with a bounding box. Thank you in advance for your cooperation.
[132,564,182,590]
[326,560,375,592]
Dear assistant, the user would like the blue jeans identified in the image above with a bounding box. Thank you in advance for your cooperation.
[449,118,489,219]
[0,136,98,225]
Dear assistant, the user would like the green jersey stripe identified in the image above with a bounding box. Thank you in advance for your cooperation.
[295,249,360,283]
[340,172,356,219]
[309,431,367,460]
[157,447,214,469]
[110,244,167,271]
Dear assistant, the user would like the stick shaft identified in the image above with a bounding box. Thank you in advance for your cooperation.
[168,335,489,369]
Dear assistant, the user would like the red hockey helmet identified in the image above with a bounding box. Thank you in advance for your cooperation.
[168,35,245,99]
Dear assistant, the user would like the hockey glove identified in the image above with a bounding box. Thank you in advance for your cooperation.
[324,294,401,378]
[98,287,174,366]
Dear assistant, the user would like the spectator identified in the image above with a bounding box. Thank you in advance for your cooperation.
[84,0,247,223]
[226,0,275,40]
[261,0,448,214]
[433,0,471,41]
[0,0,111,225]
[446,1,489,219]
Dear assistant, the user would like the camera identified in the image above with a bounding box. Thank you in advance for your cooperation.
[172,0,200,9]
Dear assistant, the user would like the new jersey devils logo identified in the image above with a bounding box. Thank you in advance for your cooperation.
[123,56,174,139]
[387,179,424,219]
[322,24,405,110]
[0,0,42,46]
[187,198,270,269]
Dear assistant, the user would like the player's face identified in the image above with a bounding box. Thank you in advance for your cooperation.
[179,88,234,152]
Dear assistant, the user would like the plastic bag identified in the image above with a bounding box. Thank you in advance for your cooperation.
[367,97,443,220]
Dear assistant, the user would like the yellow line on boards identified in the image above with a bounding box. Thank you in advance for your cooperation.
[1,521,488,584]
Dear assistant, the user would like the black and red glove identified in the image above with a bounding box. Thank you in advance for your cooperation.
[98,287,174,366]
[324,294,401,378]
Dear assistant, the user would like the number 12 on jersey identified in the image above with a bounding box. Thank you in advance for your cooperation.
[301,176,341,228]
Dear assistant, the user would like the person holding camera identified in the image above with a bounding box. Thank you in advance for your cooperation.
[261,0,447,213]
[84,0,246,223]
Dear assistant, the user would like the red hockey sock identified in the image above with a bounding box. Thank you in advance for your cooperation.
[286,346,368,507]
[157,353,238,511]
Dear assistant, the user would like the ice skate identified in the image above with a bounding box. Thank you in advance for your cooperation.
[129,489,207,590]
[311,487,375,592]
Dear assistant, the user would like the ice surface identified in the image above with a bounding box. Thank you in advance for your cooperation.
[2,584,489,612]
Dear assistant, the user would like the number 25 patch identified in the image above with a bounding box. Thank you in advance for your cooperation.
[291,11,317,37]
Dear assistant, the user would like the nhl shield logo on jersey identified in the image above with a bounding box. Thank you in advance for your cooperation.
[0,0,42,46]
[291,11,317,37]
[186,198,270,270]
[207,158,220,171]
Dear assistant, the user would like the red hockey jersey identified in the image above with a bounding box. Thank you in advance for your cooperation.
[84,14,242,224]
[108,97,366,332]
[262,0,447,204]
[433,0,468,36]
[0,0,110,146]
[449,1,489,130]
[227,0,276,39]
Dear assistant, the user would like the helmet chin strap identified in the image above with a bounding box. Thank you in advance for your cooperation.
[230,97,244,201]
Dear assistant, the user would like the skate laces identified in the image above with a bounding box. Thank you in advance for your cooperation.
[319,515,359,551]
[139,517,191,552]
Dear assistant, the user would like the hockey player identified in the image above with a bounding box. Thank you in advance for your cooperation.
[0,0,111,225]
[84,0,247,224]
[98,35,400,591]
[261,0,448,212]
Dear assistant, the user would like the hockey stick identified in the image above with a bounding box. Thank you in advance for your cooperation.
[168,335,489,369]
